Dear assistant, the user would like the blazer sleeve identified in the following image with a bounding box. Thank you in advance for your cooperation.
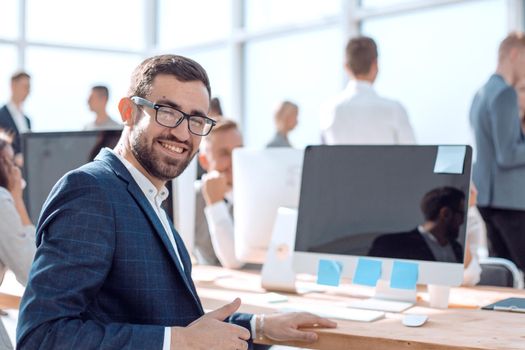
[489,87,525,169]
[16,171,164,350]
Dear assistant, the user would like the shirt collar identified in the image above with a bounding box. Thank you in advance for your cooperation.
[345,79,375,94]
[109,148,169,205]
[6,101,22,118]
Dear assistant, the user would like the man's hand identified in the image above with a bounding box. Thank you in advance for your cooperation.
[202,170,230,205]
[262,312,337,342]
[171,298,250,350]
[7,162,23,200]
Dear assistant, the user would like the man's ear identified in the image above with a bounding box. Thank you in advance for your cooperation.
[118,98,135,126]
[439,207,452,221]
[198,151,209,171]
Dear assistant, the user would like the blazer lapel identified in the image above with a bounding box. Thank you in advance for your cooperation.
[95,149,200,305]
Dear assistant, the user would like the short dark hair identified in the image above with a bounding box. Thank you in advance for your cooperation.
[210,97,223,117]
[11,71,30,83]
[420,187,465,221]
[200,119,240,152]
[345,36,378,76]
[92,85,109,100]
[128,55,211,99]
[0,130,14,189]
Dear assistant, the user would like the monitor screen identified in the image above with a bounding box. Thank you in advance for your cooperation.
[23,131,173,224]
[295,145,472,265]
[233,148,304,264]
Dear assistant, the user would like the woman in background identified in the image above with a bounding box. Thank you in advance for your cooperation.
[0,131,35,287]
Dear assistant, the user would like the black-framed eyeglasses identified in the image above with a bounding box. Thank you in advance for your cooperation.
[131,96,216,136]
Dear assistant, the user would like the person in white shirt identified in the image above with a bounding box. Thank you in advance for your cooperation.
[194,119,244,269]
[321,36,415,145]
[0,72,32,163]
[463,184,485,286]
[83,85,122,131]
[0,131,35,286]
[0,131,36,349]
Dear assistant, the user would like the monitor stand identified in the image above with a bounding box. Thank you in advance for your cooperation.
[261,207,331,294]
[347,280,416,312]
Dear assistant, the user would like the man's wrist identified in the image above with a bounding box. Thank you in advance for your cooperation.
[255,314,265,340]
[170,327,187,349]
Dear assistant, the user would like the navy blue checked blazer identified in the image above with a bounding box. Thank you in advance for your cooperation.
[16,148,253,349]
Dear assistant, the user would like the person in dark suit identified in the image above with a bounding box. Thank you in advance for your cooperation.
[0,72,31,159]
[17,55,335,350]
[369,187,466,263]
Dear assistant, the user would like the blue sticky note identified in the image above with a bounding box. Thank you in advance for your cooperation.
[317,259,342,286]
[433,145,466,174]
[353,258,382,287]
[390,261,419,290]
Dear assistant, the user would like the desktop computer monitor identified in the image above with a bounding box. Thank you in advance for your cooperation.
[233,148,304,263]
[22,131,177,226]
[293,145,472,289]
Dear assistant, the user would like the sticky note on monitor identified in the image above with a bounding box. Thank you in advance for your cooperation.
[390,261,419,290]
[353,258,382,287]
[433,145,466,174]
[317,259,343,286]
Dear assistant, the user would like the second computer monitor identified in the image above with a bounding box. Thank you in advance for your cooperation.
[233,148,304,264]
[293,145,472,287]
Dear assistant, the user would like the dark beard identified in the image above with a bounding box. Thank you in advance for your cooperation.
[131,128,195,181]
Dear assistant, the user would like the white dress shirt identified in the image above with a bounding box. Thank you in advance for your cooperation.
[463,207,483,286]
[203,190,244,269]
[6,102,29,133]
[321,80,415,145]
[0,187,35,286]
[110,150,182,350]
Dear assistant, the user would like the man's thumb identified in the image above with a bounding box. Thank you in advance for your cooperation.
[206,298,241,320]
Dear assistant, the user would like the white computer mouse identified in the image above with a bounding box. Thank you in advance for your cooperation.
[402,314,428,327]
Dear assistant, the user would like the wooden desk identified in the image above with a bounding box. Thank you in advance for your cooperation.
[193,265,525,350]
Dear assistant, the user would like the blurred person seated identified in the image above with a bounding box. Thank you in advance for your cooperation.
[194,120,244,269]
[321,36,415,145]
[369,187,465,263]
[84,85,121,131]
[266,100,298,148]
[0,71,32,166]
[0,130,36,287]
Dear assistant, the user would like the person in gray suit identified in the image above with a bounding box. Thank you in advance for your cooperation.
[266,101,298,148]
[470,32,525,276]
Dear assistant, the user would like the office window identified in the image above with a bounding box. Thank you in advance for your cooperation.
[360,0,417,8]
[0,46,18,105]
[245,0,341,31]
[25,48,141,131]
[0,0,18,40]
[158,0,231,48]
[26,0,145,50]
[180,47,233,119]
[244,26,343,148]
[362,0,507,144]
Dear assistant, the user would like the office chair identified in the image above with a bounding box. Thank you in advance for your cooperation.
[478,257,524,289]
